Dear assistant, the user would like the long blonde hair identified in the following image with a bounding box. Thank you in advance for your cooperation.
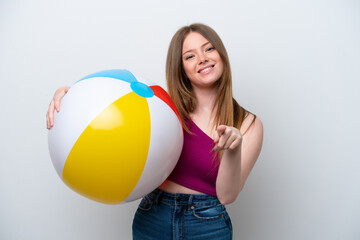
[166,23,255,135]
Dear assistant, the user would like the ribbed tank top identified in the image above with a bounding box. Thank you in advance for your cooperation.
[167,119,219,196]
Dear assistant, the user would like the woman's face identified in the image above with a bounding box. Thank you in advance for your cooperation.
[182,32,224,89]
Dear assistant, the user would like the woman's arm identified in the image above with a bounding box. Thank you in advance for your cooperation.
[215,115,263,205]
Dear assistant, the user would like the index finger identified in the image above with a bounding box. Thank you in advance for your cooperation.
[213,125,226,143]
[216,125,227,136]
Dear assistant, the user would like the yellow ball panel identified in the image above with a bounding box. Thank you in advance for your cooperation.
[62,92,151,204]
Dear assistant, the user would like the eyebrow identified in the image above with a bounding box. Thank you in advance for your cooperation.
[182,41,211,56]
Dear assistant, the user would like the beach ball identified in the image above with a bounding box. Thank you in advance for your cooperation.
[48,69,183,204]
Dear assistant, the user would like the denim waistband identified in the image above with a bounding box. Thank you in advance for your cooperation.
[148,188,221,207]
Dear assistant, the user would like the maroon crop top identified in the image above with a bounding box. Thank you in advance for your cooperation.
[167,119,219,196]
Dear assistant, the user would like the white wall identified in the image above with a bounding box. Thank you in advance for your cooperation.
[0,0,359,239]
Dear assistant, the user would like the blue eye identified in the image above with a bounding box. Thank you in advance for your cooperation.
[206,47,215,52]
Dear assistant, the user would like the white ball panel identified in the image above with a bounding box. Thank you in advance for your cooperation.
[124,96,183,202]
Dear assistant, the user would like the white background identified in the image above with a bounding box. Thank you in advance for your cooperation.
[1,0,359,239]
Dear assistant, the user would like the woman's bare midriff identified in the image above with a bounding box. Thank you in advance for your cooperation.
[158,179,207,195]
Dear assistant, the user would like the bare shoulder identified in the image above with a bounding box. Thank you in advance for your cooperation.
[240,113,263,138]
[240,113,263,161]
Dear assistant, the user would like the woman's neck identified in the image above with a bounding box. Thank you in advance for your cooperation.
[193,88,217,111]
[191,86,218,119]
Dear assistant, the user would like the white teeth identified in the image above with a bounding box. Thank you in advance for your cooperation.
[199,66,213,73]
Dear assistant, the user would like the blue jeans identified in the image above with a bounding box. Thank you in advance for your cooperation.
[132,189,233,240]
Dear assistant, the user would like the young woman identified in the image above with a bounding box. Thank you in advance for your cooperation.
[46,23,263,240]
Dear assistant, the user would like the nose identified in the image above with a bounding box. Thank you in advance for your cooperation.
[199,53,209,64]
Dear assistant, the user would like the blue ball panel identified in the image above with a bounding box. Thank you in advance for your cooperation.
[76,69,138,84]
[130,82,154,98]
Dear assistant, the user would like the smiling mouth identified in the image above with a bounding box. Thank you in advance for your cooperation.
[198,65,215,73]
